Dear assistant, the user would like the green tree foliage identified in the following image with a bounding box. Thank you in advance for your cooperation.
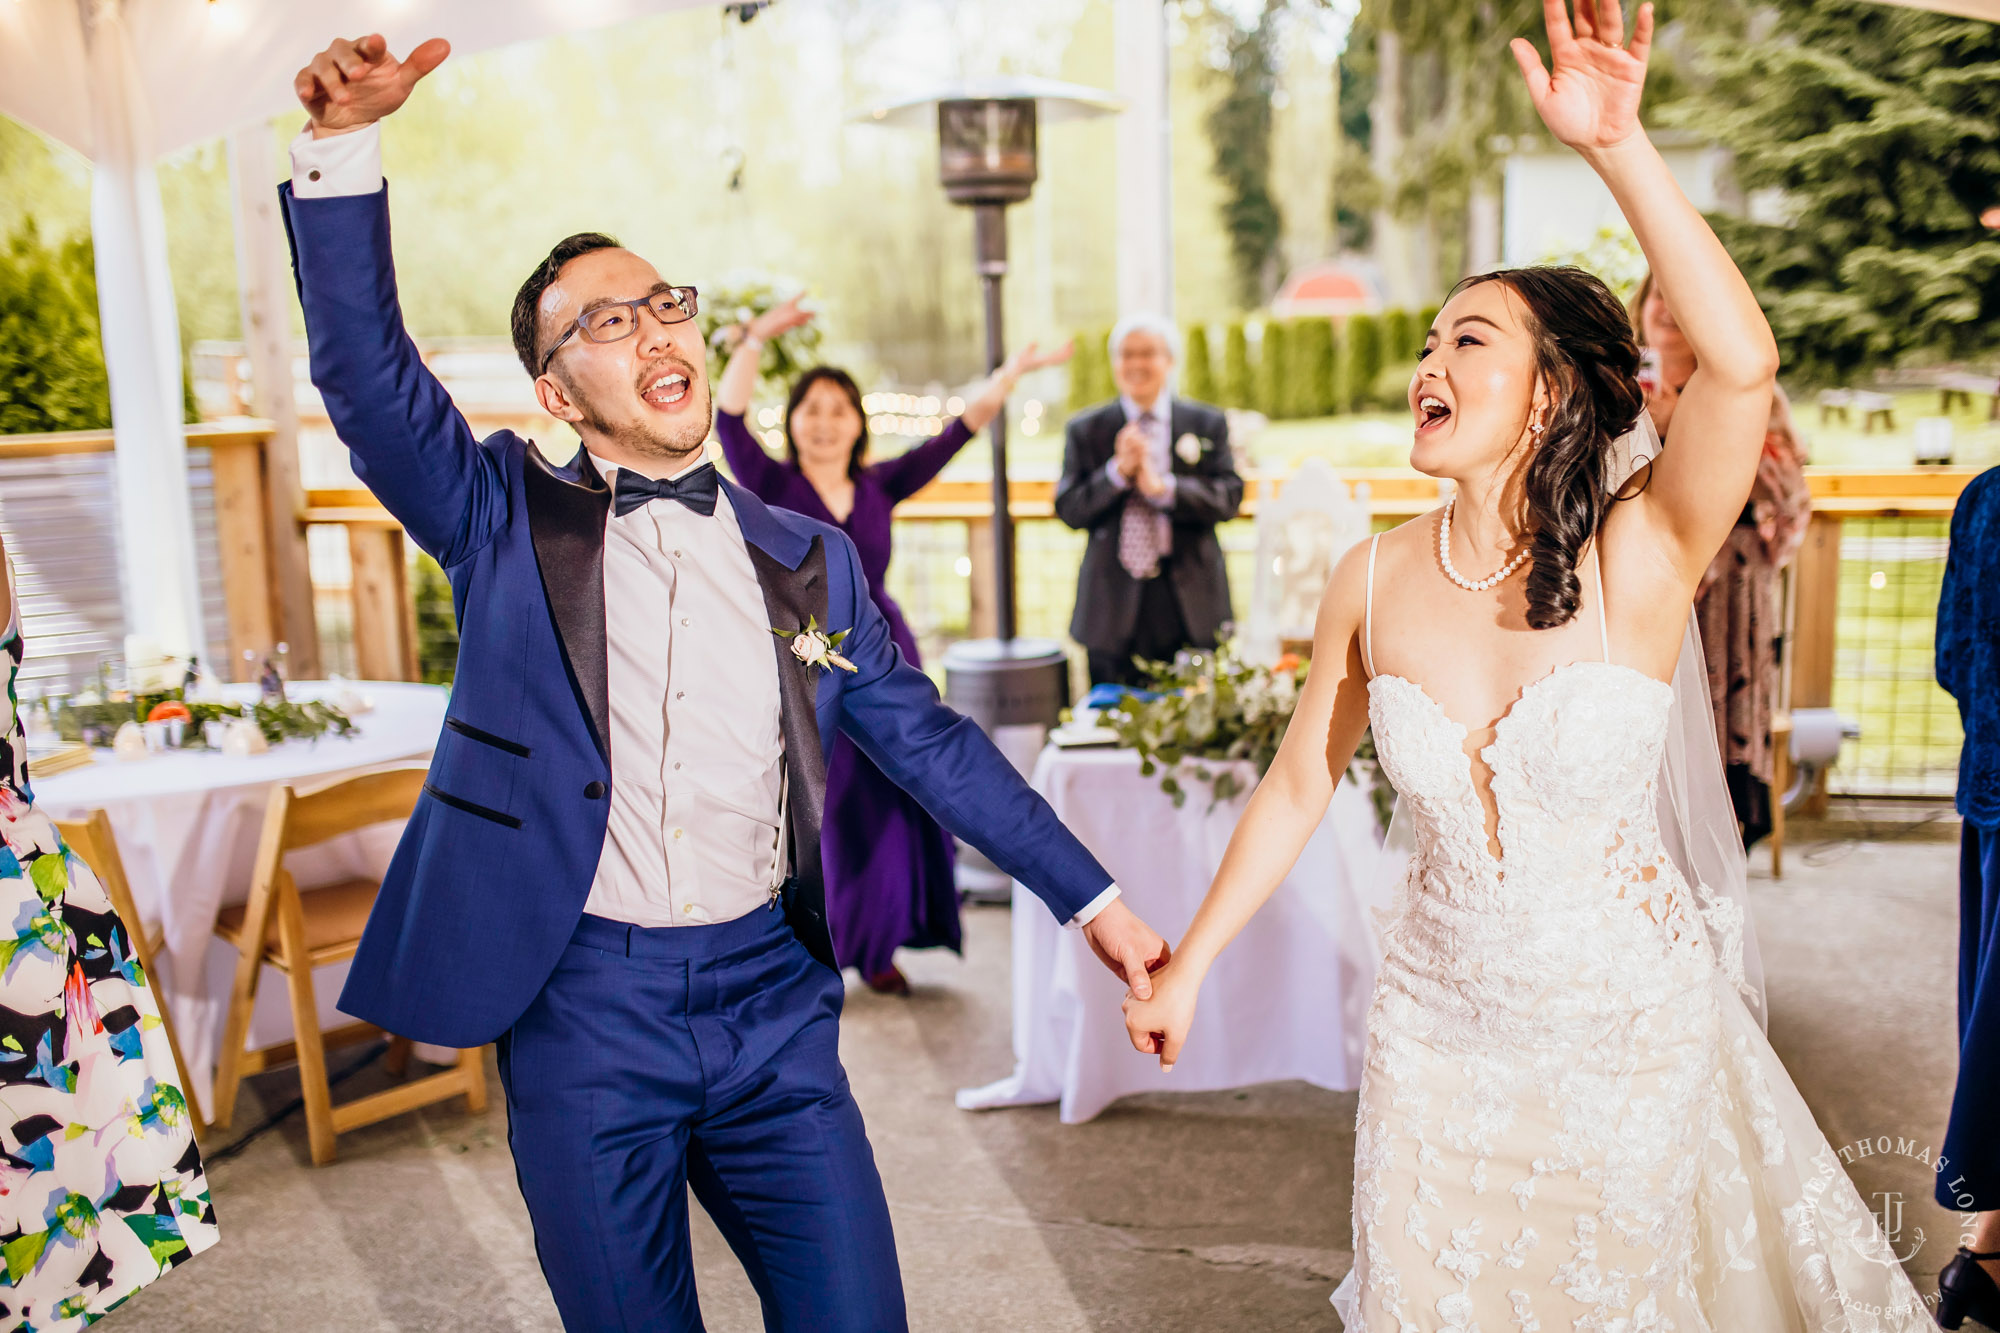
[1666,2,2000,382]
[1205,0,1284,309]
[412,552,460,686]
[1341,1,1741,300]
[1221,321,1253,410]
[1182,323,1219,405]
[1344,313,1385,412]
[0,221,111,435]
[1256,320,1289,419]
[1292,318,1336,418]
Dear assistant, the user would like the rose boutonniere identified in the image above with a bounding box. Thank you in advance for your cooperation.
[772,616,857,675]
[1174,433,1207,466]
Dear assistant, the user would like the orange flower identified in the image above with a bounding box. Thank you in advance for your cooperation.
[146,701,193,724]
[1273,653,1302,674]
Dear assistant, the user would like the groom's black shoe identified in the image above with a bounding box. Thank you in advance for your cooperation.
[1938,1248,2000,1329]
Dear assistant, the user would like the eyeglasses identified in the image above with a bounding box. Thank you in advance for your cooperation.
[539,286,700,375]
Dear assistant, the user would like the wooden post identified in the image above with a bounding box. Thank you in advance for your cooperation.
[347,527,417,682]
[966,517,997,640]
[208,433,275,681]
[1788,511,1843,816]
[229,124,322,678]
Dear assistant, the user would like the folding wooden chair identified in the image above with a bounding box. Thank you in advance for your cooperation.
[210,766,486,1165]
[53,810,205,1144]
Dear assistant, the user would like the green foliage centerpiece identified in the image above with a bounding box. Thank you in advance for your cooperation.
[1101,640,1394,830]
[50,688,355,749]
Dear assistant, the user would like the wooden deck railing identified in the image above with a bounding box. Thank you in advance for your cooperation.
[1,424,1981,793]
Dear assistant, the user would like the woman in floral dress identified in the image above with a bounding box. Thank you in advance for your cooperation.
[0,532,216,1328]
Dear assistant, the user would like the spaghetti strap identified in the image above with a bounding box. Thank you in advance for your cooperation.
[1593,547,1610,664]
[1363,533,1381,678]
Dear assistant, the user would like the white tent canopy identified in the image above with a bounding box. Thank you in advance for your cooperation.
[0,0,714,662]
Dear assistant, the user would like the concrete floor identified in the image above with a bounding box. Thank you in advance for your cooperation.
[115,814,1971,1332]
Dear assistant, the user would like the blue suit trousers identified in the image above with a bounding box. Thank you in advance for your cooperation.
[497,909,906,1331]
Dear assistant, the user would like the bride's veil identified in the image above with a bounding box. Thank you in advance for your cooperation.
[1362,409,1770,1030]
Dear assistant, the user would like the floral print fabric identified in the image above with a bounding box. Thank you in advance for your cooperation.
[0,599,216,1329]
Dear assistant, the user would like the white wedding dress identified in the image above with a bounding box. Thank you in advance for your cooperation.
[1332,536,1930,1332]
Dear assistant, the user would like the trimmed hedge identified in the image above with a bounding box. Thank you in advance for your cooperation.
[1221,321,1252,410]
[1182,322,1218,405]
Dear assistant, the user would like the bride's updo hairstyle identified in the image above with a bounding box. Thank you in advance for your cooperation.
[1453,265,1645,630]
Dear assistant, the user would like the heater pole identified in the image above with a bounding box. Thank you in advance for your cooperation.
[974,203,1015,645]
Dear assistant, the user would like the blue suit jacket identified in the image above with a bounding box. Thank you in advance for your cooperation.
[282,185,1114,1047]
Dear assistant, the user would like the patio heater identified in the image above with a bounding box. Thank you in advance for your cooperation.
[859,79,1122,897]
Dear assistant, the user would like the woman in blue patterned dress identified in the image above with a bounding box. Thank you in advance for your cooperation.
[0,532,217,1328]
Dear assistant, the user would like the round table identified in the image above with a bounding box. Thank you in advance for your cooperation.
[34,680,448,1118]
[957,744,1397,1124]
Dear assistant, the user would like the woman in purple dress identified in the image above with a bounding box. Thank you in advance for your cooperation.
[714,296,1070,992]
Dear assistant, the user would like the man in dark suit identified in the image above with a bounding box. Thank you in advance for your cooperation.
[285,34,1169,1332]
[1056,315,1244,686]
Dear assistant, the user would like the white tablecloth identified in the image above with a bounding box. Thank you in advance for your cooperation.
[34,680,448,1118]
[958,745,1391,1124]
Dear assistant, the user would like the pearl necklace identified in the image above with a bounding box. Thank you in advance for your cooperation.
[1438,498,1530,592]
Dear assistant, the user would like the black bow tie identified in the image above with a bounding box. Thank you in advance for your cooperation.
[611,461,720,518]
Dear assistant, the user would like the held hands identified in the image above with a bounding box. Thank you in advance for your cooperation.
[1079,898,1171,1001]
[296,34,451,136]
[1511,0,1653,154]
[1122,956,1198,1072]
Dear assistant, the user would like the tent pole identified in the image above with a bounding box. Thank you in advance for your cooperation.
[83,0,206,672]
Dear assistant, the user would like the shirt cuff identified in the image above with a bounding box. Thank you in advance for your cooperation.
[1148,473,1179,509]
[1104,458,1132,490]
[289,122,384,198]
[1065,884,1121,928]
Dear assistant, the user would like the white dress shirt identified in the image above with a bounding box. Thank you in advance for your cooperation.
[288,124,1121,932]
[586,454,787,928]
[1103,393,1179,507]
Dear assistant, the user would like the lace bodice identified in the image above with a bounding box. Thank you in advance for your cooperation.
[1365,664,1715,1048]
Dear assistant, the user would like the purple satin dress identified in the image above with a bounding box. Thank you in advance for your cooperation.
[716,409,970,977]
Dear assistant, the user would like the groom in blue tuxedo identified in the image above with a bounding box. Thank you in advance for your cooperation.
[285,34,1168,1332]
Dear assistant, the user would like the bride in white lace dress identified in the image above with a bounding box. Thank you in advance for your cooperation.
[1122,4,1930,1329]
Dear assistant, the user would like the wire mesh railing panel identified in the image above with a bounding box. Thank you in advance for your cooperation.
[1829,518,1959,797]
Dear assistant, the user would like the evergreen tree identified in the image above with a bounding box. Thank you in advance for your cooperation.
[1204,0,1284,309]
[0,221,111,435]
[1669,2,2000,381]
[1257,320,1290,419]
[1182,323,1219,405]
[1345,313,1385,412]
[1222,321,1254,410]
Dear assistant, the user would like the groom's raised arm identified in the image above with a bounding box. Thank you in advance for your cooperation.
[823,535,1170,994]
[282,35,503,568]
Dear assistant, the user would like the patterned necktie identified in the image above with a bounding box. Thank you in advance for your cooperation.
[611,461,721,518]
[1117,412,1171,580]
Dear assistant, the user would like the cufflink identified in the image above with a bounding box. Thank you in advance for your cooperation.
[308,169,322,181]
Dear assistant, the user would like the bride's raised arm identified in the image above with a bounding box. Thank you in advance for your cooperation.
[1513,0,1779,580]
[1120,538,1375,1069]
